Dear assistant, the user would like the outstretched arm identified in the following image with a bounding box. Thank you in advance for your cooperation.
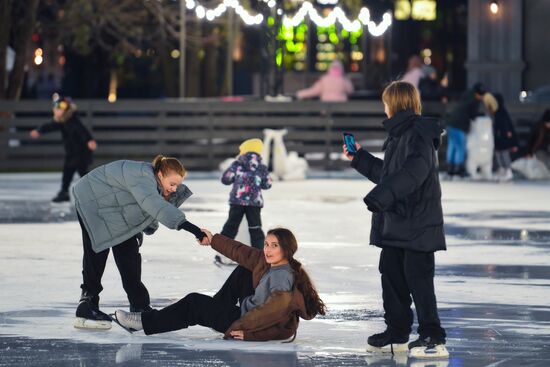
[296,80,323,100]
[30,121,60,138]
[210,234,262,271]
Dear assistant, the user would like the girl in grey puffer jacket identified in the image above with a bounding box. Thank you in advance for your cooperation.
[72,155,207,331]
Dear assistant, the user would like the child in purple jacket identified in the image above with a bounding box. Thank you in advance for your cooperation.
[220,139,272,250]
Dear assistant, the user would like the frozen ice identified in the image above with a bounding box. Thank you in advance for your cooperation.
[1,172,549,366]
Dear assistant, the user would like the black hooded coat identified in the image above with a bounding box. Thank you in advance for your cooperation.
[351,110,446,253]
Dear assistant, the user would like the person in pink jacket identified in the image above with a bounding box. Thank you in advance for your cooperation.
[296,60,354,102]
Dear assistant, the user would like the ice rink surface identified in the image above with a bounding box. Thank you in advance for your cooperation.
[1,172,549,366]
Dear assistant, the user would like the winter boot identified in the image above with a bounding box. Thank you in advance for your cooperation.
[52,191,70,203]
[74,291,112,330]
[408,335,449,358]
[114,310,143,331]
[366,330,409,354]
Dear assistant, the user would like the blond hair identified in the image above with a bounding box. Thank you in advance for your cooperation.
[152,155,187,177]
[483,93,499,115]
[382,81,422,117]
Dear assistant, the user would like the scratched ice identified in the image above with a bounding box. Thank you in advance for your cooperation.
[1,173,549,366]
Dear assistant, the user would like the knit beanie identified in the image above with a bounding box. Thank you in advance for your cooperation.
[239,138,264,155]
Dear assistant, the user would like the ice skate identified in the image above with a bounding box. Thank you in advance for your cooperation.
[51,191,70,203]
[366,330,409,354]
[113,309,143,332]
[74,293,111,330]
[408,336,449,359]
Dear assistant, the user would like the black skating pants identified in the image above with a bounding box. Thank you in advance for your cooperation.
[142,265,254,335]
[221,205,265,249]
[78,214,150,310]
[61,159,89,192]
[379,246,446,340]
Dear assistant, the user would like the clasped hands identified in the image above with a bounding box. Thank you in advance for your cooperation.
[197,228,213,246]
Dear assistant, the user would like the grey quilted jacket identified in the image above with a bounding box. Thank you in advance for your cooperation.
[72,160,192,253]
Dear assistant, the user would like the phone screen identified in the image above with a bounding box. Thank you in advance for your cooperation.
[343,133,357,155]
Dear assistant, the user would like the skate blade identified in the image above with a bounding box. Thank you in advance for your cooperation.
[74,317,112,330]
[409,344,449,359]
[366,343,409,354]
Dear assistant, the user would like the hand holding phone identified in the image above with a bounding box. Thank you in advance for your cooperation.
[343,132,357,156]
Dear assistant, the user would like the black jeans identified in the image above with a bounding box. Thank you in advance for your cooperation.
[78,214,150,310]
[221,205,265,249]
[142,266,254,335]
[61,160,89,192]
[379,246,446,340]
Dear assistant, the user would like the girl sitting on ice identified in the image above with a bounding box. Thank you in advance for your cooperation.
[114,227,326,341]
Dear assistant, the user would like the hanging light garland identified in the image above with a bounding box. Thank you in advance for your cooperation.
[185,0,263,25]
[283,3,392,34]
[182,0,392,35]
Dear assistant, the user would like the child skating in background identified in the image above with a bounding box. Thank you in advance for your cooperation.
[30,94,97,202]
[219,139,272,258]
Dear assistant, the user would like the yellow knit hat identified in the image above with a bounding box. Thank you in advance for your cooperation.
[239,138,264,155]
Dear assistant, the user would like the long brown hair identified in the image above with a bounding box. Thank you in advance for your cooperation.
[382,81,422,117]
[152,155,187,177]
[267,228,327,317]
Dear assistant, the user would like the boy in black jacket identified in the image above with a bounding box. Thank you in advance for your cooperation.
[344,81,448,358]
[30,94,97,202]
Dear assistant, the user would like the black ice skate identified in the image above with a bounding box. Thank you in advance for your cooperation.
[408,336,449,359]
[73,292,112,330]
[52,191,70,203]
[366,330,409,354]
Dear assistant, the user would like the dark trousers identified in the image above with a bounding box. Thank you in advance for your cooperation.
[61,160,89,192]
[221,205,265,249]
[78,214,150,309]
[142,266,254,335]
[379,246,446,340]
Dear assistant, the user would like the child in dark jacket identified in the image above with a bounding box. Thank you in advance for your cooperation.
[344,81,448,358]
[29,94,97,202]
[220,138,272,250]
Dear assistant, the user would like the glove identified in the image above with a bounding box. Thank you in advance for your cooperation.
[178,220,206,241]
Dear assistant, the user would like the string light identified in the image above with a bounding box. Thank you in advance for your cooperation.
[185,0,263,25]
[489,0,499,14]
[284,4,392,35]
[180,0,392,35]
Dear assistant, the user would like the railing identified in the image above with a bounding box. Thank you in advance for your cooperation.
[0,100,548,171]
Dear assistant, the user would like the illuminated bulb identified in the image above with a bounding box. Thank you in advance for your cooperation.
[34,55,43,65]
[490,1,499,14]
[171,49,180,58]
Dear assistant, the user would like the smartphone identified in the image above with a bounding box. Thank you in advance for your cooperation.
[343,132,357,155]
